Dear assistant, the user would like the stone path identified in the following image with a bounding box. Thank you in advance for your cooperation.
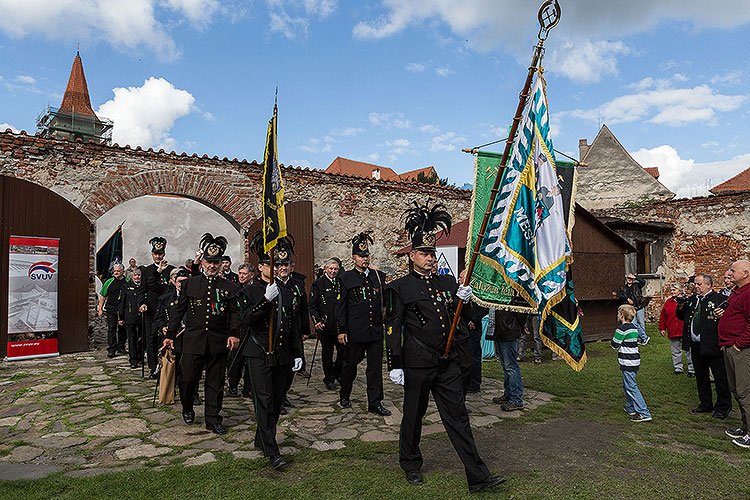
[0,345,552,480]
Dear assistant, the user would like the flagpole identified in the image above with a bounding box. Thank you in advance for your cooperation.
[268,251,275,353]
[442,0,560,358]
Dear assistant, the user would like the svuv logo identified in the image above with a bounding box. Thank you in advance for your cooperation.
[28,261,56,280]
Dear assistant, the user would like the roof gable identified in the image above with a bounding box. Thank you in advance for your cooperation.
[325,157,400,181]
[710,165,750,194]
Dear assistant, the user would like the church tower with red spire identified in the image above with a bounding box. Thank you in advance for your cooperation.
[36,50,113,144]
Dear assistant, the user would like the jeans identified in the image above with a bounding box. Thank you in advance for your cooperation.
[518,315,543,360]
[622,370,650,418]
[633,308,649,343]
[494,340,523,405]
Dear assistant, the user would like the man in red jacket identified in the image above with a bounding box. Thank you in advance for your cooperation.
[718,260,750,448]
[659,283,693,376]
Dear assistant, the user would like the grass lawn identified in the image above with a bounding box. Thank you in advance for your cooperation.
[2,324,749,500]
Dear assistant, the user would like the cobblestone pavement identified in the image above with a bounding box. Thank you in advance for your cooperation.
[0,345,552,480]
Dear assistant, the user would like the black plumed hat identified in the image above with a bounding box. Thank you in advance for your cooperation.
[149,236,167,254]
[403,200,452,252]
[200,233,228,262]
[249,231,294,264]
[351,232,373,257]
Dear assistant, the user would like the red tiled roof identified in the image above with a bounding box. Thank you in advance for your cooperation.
[59,52,98,118]
[400,166,437,181]
[710,166,750,194]
[644,167,660,179]
[325,157,400,181]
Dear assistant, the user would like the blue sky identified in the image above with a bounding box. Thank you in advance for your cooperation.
[1,0,749,198]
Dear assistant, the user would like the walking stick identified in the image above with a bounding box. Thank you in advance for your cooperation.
[443,0,561,359]
[140,311,145,379]
[306,336,320,386]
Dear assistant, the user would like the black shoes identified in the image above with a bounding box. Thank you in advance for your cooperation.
[227,387,239,397]
[405,470,423,485]
[270,455,286,470]
[469,474,507,493]
[325,382,337,390]
[182,410,195,424]
[279,406,288,415]
[206,423,227,435]
[713,411,729,419]
[368,404,392,416]
[107,351,116,359]
[692,405,713,413]
[282,397,294,408]
[340,398,352,408]
[194,394,201,405]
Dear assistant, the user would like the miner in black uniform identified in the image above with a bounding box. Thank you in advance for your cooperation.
[118,267,144,368]
[276,253,309,413]
[242,232,303,469]
[163,234,240,435]
[98,262,128,358]
[221,255,240,284]
[309,258,344,389]
[336,232,391,416]
[139,237,175,378]
[227,263,253,398]
[386,201,505,493]
[154,268,191,392]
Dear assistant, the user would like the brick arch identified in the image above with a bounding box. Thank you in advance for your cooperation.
[80,169,257,231]
[687,234,746,277]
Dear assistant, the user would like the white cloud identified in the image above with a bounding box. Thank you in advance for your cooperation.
[0,122,19,133]
[393,118,411,129]
[567,84,747,127]
[419,124,439,133]
[368,112,411,129]
[266,0,337,38]
[386,138,410,147]
[546,38,630,83]
[430,131,466,152]
[711,71,742,86]
[0,0,181,60]
[302,0,337,18]
[353,1,750,82]
[163,0,219,26]
[269,10,309,39]
[97,77,195,150]
[331,127,364,137]
[631,145,750,198]
[15,74,36,84]
[405,62,426,73]
[435,67,454,77]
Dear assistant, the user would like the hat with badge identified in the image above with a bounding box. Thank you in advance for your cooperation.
[403,199,452,252]
[351,232,373,257]
[249,230,294,265]
[149,236,167,255]
[199,233,228,262]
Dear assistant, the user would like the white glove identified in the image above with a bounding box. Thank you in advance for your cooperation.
[264,283,279,301]
[292,357,303,372]
[389,368,404,385]
[457,285,472,303]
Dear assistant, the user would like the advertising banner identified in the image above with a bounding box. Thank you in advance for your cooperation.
[7,235,60,360]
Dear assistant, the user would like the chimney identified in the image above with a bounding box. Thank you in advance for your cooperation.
[372,168,381,180]
[579,139,590,160]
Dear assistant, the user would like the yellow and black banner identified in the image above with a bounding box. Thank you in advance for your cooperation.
[262,103,287,253]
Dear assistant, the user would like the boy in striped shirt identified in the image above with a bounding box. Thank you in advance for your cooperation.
[612,304,652,422]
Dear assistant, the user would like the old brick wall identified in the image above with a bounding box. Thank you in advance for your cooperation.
[595,193,750,320]
[0,130,472,346]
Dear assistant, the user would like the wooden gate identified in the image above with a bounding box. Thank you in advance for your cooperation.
[0,175,91,357]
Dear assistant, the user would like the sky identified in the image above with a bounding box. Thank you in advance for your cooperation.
[1,0,750,200]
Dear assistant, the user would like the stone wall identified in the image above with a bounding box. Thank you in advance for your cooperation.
[0,130,472,346]
[594,192,750,319]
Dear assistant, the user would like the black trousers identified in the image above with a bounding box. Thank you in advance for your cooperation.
[320,334,344,384]
[246,355,289,457]
[144,312,159,372]
[400,360,491,486]
[228,353,251,393]
[179,348,228,426]
[125,323,141,364]
[453,338,474,395]
[339,340,384,407]
[691,342,732,414]
[468,328,483,391]
[105,311,126,353]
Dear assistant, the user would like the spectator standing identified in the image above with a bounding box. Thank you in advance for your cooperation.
[720,269,736,298]
[718,260,750,448]
[612,304,652,422]
[617,274,650,345]
[658,283,693,376]
[124,258,138,280]
[677,273,731,419]
[491,310,528,411]
[98,262,129,358]
[518,314,543,364]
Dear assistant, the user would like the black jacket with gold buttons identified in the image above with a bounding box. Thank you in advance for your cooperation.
[309,275,341,336]
[118,279,144,325]
[336,268,387,343]
[241,278,302,365]
[166,274,241,355]
[385,271,468,370]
